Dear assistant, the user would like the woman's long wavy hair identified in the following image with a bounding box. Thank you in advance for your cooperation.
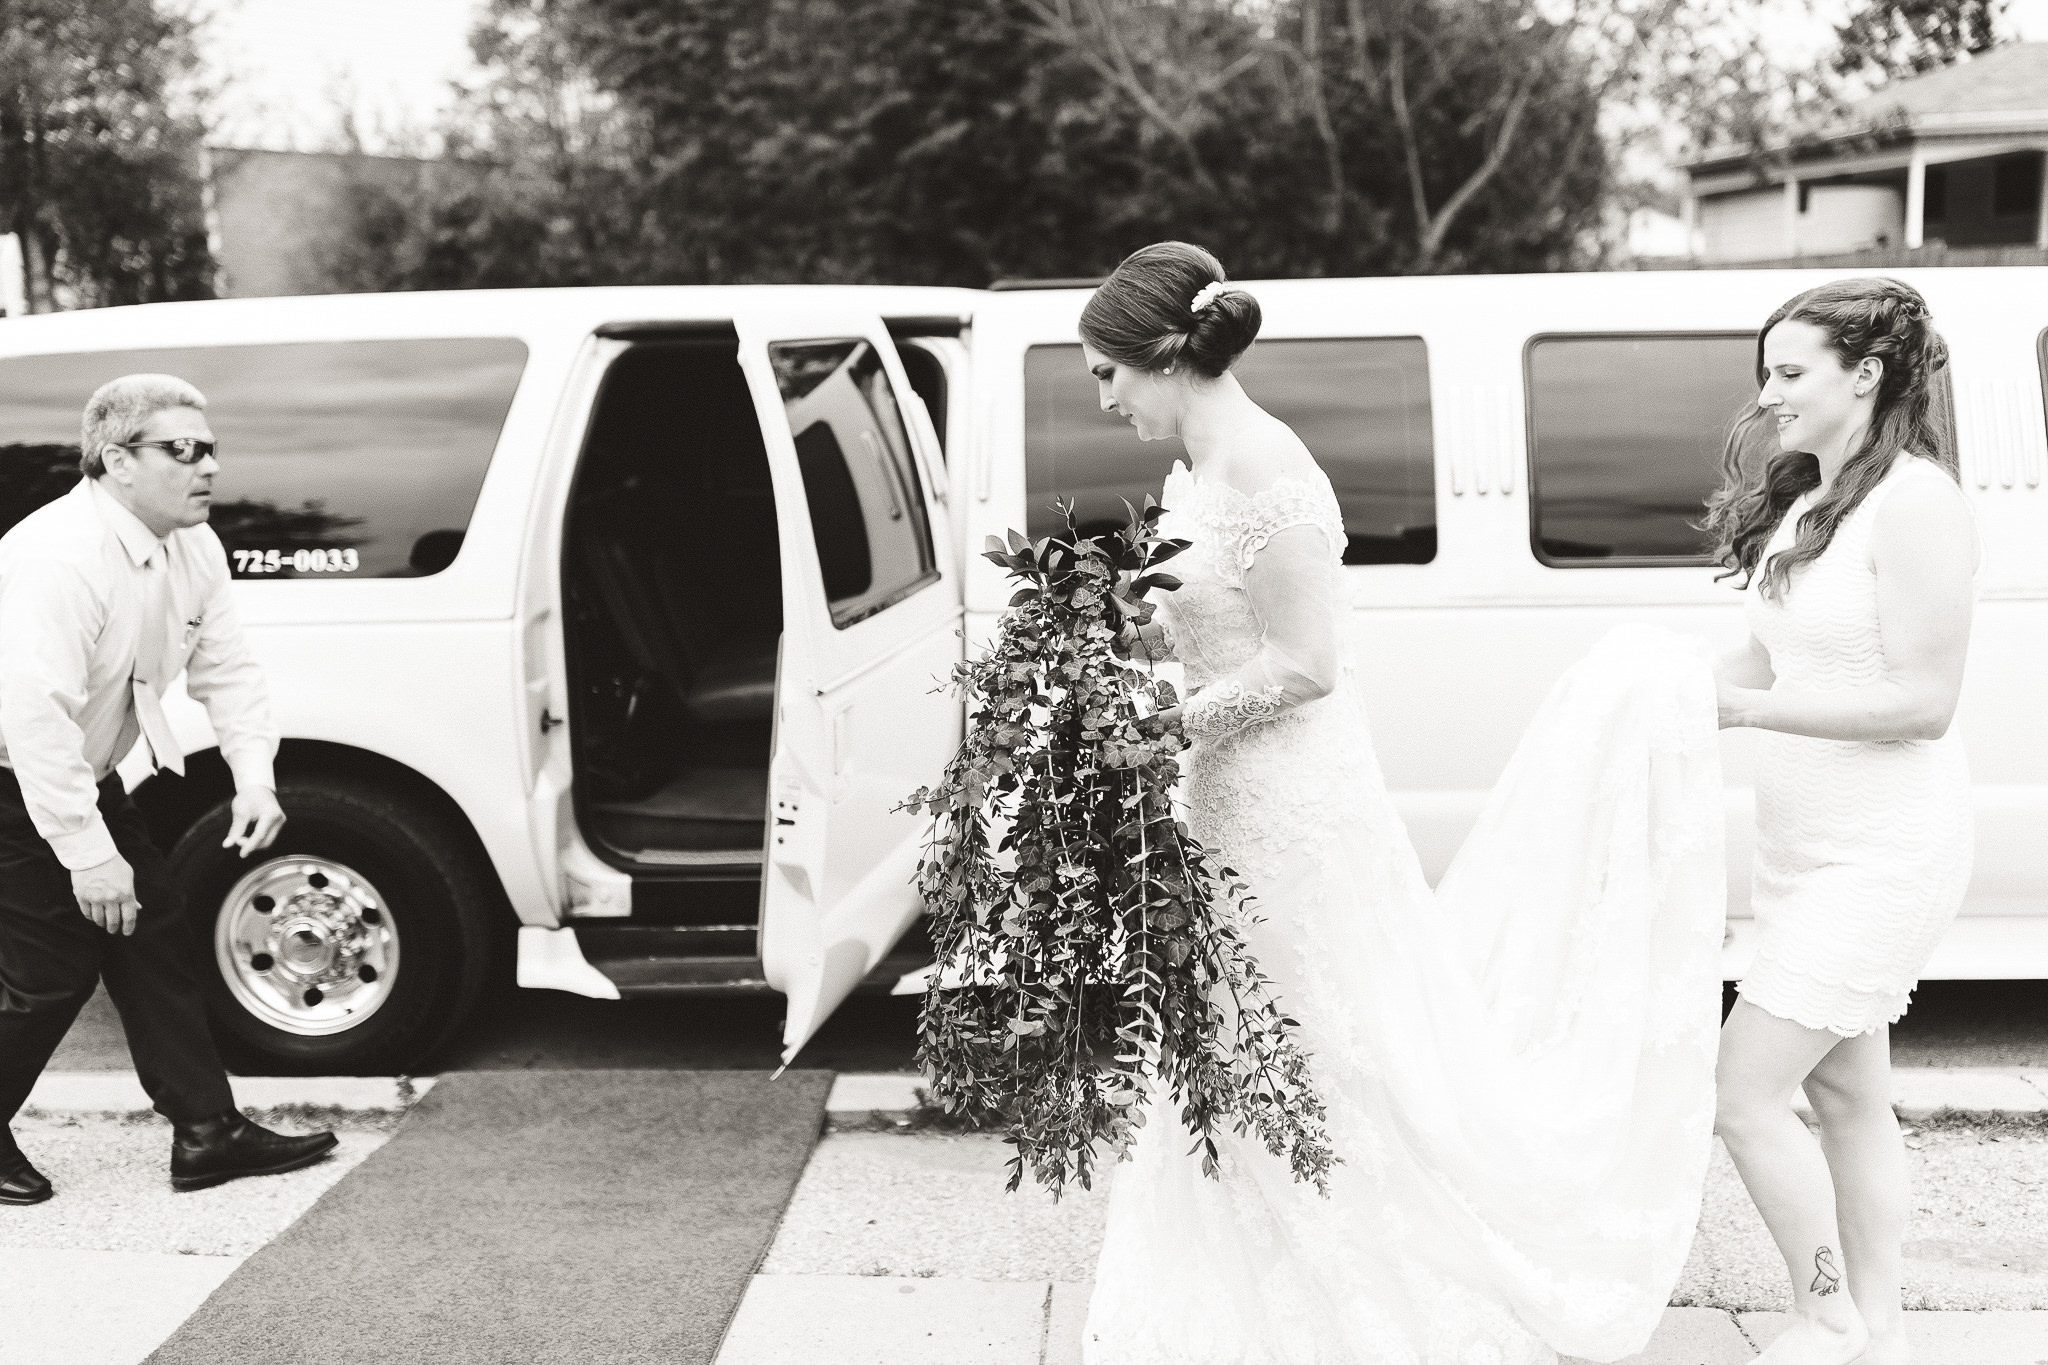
[1703,277,1957,600]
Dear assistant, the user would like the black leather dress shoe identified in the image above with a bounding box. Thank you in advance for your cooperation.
[170,1112,338,1193]
[0,1141,53,1206]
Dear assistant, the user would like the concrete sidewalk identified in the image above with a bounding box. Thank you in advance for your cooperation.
[717,1072,2048,1365]
[715,1282,2048,1364]
[13,1070,2048,1364]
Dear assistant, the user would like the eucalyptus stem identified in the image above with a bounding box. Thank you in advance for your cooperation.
[900,499,1337,1200]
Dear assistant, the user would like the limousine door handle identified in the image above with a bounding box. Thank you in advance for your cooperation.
[540,708,563,735]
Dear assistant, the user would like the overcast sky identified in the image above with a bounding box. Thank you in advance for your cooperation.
[197,0,2048,154]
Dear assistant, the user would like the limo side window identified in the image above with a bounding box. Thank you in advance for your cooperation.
[0,338,528,578]
[1526,334,1759,564]
[770,338,940,628]
[1024,338,1437,564]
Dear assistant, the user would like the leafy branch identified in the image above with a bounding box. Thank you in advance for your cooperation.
[901,498,1335,1200]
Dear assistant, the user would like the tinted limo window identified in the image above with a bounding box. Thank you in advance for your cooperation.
[770,338,939,628]
[0,338,528,578]
[1525,333,1759,564]
[1024,338,1437,564]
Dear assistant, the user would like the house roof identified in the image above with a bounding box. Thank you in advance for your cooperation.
[1854,42,2048,119]
[1684,42,2048,176]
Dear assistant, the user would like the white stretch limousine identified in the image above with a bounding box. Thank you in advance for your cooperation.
[0,269,2042,1072]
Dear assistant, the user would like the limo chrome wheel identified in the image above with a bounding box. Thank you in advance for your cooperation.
[214,856,400,1037]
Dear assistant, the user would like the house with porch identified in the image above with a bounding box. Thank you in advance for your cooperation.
[1682,42,2048,263]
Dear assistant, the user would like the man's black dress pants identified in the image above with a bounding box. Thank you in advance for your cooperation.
[0,767,233,1128]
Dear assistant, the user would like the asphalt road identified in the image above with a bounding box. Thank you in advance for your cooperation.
[45,975,2048,1077]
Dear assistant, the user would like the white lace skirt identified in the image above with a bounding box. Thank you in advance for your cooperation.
[1084,626,1728,1364]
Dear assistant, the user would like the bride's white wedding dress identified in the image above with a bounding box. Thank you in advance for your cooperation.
[1082,461,1728,1364]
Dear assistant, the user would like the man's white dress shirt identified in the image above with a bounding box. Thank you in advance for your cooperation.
[0,478,278,870]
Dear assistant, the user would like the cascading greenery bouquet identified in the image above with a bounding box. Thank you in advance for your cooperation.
[901,499,1336,1200]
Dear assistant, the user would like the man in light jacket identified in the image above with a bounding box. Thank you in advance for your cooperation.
[0,374,335,1203]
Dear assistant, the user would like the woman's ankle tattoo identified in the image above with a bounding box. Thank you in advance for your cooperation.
[1810,1246,1843,1296]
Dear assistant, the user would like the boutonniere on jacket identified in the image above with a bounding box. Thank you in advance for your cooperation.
[183,615,204,646]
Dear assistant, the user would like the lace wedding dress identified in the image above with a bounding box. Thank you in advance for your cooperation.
[1082,461,1728,1365]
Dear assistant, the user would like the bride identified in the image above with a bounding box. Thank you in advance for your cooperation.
[1077,242,1729,1364]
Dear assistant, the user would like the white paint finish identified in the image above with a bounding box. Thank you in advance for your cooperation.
[1800,184,1907,254]
[715,1275,1050,1365]
[514,925,622,1000]
[1698,188,1796,262]
[1908,147,1929,249]
[728,306,967,1062]
[0,1246,243,1365]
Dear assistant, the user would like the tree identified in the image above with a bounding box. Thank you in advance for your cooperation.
[316,0,1617,287]
[313,0,2008,290]
[1832,0,2006,81]
[0,0,216,310]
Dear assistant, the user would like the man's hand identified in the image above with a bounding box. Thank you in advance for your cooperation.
[223,787,286,858]
[73,853,140,936]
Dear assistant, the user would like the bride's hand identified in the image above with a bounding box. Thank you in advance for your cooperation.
[1138,705,1181,736]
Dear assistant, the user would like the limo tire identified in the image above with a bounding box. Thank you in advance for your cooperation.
[168,776,502,1075]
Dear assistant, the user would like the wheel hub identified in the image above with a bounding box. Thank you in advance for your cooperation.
[269,895,363,983]
[215,857,399,1037]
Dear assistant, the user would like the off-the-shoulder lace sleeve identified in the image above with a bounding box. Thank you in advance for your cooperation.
[1179,481,1345,742]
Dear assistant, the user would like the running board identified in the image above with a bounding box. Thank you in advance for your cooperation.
[574,928,933,1000]
[628,848,762,870]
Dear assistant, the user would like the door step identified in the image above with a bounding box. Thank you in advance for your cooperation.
[573,924,935,998]
[629,848,761,868]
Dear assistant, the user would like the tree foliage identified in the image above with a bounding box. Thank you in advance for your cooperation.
[905,502,1335,1198]
[319,0,1621,288]
[0,0,215,309]
[1832,0,2006,81]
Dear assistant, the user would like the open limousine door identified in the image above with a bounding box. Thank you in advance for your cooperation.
[734,306,962,1065]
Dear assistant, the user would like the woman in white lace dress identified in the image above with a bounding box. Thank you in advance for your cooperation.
[1075,242,1730,1364]
[1706,279,1976,1365]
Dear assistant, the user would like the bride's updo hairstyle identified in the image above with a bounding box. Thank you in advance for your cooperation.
[1704,276,1957,600]
[1078,241,1261,378]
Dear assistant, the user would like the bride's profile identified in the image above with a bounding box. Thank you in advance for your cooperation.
[1076,241,1730,1364]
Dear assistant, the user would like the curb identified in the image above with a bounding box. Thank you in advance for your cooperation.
[820,1069,2048,1128]
[21,1072,435,1118]
[26,1069,2043,1126]
[824,1072,925,1119]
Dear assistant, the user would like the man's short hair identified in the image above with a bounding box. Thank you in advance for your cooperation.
[80,374,207,478]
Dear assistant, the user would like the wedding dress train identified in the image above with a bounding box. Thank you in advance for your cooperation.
[1082,462,1726,1364]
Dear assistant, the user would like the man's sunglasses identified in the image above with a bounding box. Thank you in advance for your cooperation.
[114,437,217,465]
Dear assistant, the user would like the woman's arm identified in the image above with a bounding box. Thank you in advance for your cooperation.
[1175,524,1340,742]
[1718,476,1976,740]
[1714,633,1775,692]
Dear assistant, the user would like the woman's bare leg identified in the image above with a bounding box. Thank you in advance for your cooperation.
[1803,1024,1910,1364]
[1715,998,1870,1364]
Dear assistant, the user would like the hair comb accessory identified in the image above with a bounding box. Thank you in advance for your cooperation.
[1190,281,1227,314]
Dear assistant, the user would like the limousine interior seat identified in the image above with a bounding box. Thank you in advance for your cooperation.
[564,339,784,867]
